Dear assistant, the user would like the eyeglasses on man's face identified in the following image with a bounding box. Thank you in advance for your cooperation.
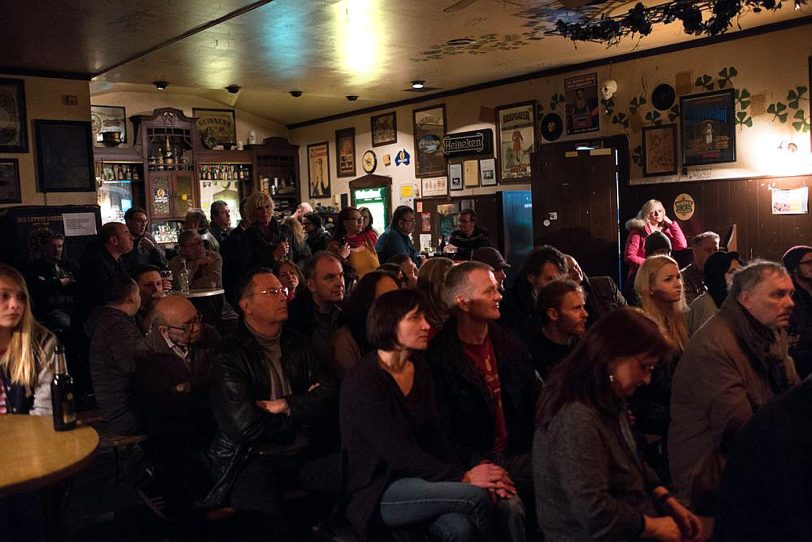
[252,286,289,298]
[166,314,201,333]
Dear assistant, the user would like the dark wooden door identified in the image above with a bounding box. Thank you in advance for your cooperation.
[531,145,621,282]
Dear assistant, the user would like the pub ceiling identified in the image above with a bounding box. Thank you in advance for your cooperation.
[0,0,808,125]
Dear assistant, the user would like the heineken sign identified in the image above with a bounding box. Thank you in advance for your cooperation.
[442,129,494,157]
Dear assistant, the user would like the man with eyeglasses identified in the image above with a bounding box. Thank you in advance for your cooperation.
[375,205,422,267]
[783,245,812,379]
[447,209,491,261]
[202,268,338,539]
[133,295,221,519]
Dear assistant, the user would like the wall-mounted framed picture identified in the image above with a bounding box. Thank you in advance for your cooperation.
[34,120,96,193]
[91,105,127,145]
[193,108,237,148]
[421,176,448,197]
[336,127,356,177]
[463,159,479,188]
[642,124,678,176]
[479,158,497,186]
[307,141,331,198]
[680,89,736,166]
[0,78,28,153]
[496,101,536,182]
[371,112,397,147]
[449,163,463,191]
[413,104,447,178]
[0,158,22,203]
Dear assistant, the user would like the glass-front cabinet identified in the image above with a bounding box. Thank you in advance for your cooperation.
[251,137,300,217]
[197,160,253,218]
[93,150,145,223]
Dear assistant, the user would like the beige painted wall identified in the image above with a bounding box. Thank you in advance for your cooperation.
[289,24,812,207]
[0,75,95,207]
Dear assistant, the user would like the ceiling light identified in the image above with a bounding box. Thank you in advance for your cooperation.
[346,95,359,101]
[289,90,303,97]
[411,80,425,89]
[153,81,169,91]
[225,84,241,94]
[447,38,476,46]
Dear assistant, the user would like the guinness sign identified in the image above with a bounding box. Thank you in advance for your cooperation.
[442,129,494,158]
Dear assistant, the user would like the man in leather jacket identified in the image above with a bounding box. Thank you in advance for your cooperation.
[203,267,339,538]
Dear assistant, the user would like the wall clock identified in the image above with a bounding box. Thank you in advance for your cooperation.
[362,150,377,173]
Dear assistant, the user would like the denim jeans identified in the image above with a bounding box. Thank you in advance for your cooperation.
[379,477,495,542]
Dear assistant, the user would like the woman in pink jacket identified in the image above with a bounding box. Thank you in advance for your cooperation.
[624,199,687,277]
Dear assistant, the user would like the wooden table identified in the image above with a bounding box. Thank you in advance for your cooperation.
[0,415,99,498]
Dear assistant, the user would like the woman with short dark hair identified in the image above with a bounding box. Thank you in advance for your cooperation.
[687,251,742,335]
[341,289,514,540]
[534,308,703,542]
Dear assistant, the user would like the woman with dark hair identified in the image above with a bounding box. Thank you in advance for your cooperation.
[358,206,378,244]
[534,308,703,542]
[331,270,400,371]
[327,206,380,280]
[415,257,454,337]
[341,289,515,541]
[687,251,742,336]
[303,212,331,254]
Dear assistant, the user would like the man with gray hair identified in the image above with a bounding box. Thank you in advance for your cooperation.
[427,261,538,539]
[168,230,223,290]
[681,231,720,304]
[669,260,798,501]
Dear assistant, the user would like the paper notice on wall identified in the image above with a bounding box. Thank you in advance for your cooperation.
[62,213,97,237]
[419,234,433,251]
[771,187,808,215]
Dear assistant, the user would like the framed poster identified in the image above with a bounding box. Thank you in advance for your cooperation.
[336,127,356,177]
[193,108,237,148]
[463,159,479,188]
[0,158,21,203]
[371,112,397,147]
[642,124,678,176]
[307,141,331,198]
[565,73,600,135]
[413,105,447,178]
[479,158,497,186]
[34,120,96,192]
[496,101,536,182]
[680,89,736,166]
[91,105,127,145]
[421,176,448,197]
[449,163,463,191]
[0,78,28,153]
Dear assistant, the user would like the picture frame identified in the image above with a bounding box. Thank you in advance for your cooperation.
[335,127,356,177]
[420,176,448,197]
[496,101,536,182]
[0,78,29,153]
[449,163,463,191]
[193,108,237,148]
[307,141,331,198]
[564,73,600,135]
[680,89,736,166]
[413,104,447,178]
[479,158,497,186]
[371,112,397,147]
[34,120,96,193]
[463,159,479,188]
[642,124,678,176]
[91,105,127,145]
[0,158,22,203]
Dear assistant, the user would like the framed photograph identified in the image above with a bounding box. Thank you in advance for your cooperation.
[413,105,447,178]
[34,120,95,192]
[91,105,127,145]
[193,108,237,148]
[479,158,497,186]
[421,176,448,197]
[0,158,21,203]
[463,159,479,188]
[0,78,28,153]
[371,112,397,147]
[496,101,536,182]
[307,141,331,198]
[642,124,678,176]
[449,163,463,191]
[335,128,356,177]
[680,89,736,166]
[565,73,600,135]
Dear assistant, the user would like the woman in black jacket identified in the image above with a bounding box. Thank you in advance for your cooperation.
[340,289,513,541]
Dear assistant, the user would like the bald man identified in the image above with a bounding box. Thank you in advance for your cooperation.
[134,295,221,518]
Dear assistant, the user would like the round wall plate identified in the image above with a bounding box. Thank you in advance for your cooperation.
[540,113,563,141]
[652,83,676,111]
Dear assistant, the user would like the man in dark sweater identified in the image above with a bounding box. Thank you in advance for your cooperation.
[564,254,626,326]
[530,279,588,380]
[447,209,491,261]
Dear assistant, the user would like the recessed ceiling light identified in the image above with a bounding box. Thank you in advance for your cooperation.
[153,80,169,90]
[411,80,426,89]
[446,38,477,46]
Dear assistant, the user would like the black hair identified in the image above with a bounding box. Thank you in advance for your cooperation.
[537,279,583,324]
[104,274,138,305]
[304,211,323,228]
[517,245,566,284]
[390,205,415,231]
[704,251,741,308]
[124,207,147,221]
[367,289,423,351]
[131,264,161,281]
[341,271,400,353]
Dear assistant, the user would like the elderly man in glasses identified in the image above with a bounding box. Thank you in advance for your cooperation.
[201,267,339,539]
[133,294,222,519]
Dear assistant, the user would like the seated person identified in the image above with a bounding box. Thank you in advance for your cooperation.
[89,274,143,435]
[385,254,418,288]
[25,230,77,336]
[564,254,626,326]
[201,268,339,539]
[132,265,166,335]
[530,279,588,381]
[341,289,518,540]
[168,230,223,290]
[447,209,491,261]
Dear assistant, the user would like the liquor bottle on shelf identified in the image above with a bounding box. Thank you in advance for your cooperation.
[164,136,174,169]
[132,166,139,181]
[51,342,77,431]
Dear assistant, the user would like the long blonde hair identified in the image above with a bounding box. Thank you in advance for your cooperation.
[282,216,306,247]
[0,264,51,387]
[635,255,688,352]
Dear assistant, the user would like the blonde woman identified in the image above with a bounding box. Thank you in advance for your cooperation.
[624,199,687,277]
[0,264,56,415]
[632,255,688,482]
[415,257,454,339]
[281,216,312,265]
